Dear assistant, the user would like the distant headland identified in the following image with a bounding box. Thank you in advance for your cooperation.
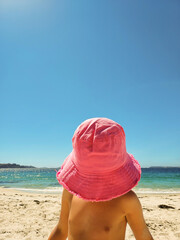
[0,163,36,168]
[147,166,180,169]
[0,164,179,169]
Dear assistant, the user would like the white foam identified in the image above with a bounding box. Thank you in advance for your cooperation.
[10,187,63,194]
[4,186,180,195]
[134,188,180,194]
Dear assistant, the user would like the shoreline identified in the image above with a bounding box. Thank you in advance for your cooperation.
[0,187,180,240]
[1,186,180,195]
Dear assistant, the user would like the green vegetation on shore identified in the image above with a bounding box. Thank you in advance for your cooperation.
[0,163,36,168]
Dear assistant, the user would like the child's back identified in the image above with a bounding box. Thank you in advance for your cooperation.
[69,189,127,240]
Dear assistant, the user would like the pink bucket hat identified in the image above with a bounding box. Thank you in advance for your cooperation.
[56,118,141,202]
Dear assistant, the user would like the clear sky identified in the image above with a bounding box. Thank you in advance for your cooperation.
[0,0,180,168]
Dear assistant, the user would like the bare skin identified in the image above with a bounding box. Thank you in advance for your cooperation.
[48,188,154,240]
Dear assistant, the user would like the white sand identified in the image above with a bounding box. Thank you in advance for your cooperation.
[0,187,180,240]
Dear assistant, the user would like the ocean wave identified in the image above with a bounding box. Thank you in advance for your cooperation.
[2,186,180,195]
[134,188,180,194]
[7,187,63,194]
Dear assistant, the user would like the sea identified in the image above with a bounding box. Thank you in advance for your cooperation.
[0,167,180,194]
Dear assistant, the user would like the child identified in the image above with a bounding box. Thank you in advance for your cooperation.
[48,118,154,240]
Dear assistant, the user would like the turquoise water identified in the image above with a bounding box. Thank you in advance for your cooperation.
[0,167,180,194]
[135,168,180,193]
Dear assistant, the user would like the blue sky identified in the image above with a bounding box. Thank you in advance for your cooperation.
[0,0,180,168]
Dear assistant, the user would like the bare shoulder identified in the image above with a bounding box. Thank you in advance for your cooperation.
[115,190,140,211]
[121,190,138,200]
[62,188,73,202]
[119,190,144,219]
[123,190,139,203]
[119,190,154,240]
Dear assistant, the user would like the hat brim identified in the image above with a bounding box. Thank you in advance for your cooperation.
[56,151,141,202]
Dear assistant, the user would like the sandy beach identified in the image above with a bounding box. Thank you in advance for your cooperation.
[0,187,179,240]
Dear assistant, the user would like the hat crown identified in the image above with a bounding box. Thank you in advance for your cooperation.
[72,118,127,174]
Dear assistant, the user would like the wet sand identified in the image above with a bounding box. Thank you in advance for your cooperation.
[0,187,180,240]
